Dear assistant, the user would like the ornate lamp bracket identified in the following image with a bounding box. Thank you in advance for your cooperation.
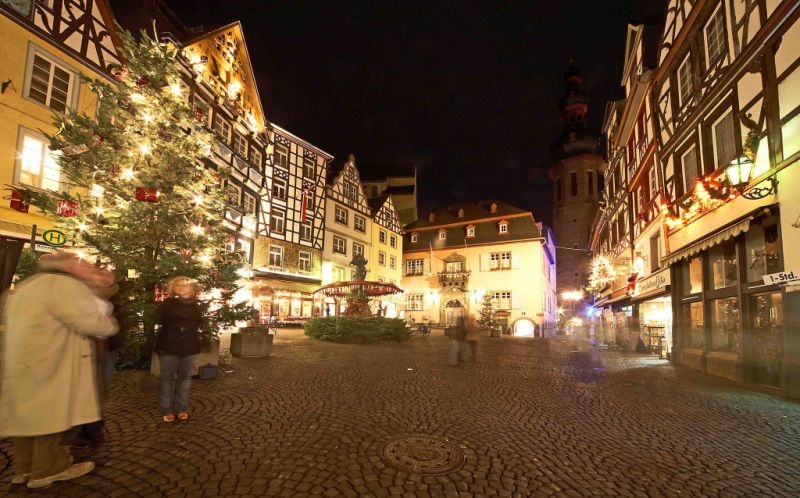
[741,176,778,200]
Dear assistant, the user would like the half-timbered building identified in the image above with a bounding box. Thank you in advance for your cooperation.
[653,0,800,397]
[0,0,121,259]
[367,194,403,316]
[253,123,332,320]
[322,155,372,313]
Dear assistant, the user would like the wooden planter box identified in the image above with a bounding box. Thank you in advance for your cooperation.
[231,327,274,358]
[151,339,220,377]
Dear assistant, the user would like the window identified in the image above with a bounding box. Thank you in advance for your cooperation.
[406,293,424,311]
[438,231,447,240]
[649,168,658,198]
[649,233,661,272]
[680,255,703,295]
[681,146,698,196]
[232,131,247,157]
[466,226,475,238]
[490,252,511,270]
[555,178,562,202]
[273,144,289,168]
[213,115,231,141]
[491,291,512,310]
[389,255,397,269]
[269,245,284,267]
[682,302,705,348]
[354,216,366,233]
[705,6,727,66]
[446,261,464,273]
[587,172,593,196]
[711,297,740,351]
[333,236,346,254]
[390,235,397,248]
[299,251,311,272]
[353,242,364,257]
[300,222,312,241]
[712,111,736,169]
[25,52,75,113]
[226,182,241,206]
[379,230,387,244]
[745,220,780,282]
[270,209,285,234]
[570,172,578,196]
[335,206,348,225]
[411,233,419,243]
[304,190,314,211]
[710,240,738,290]
[677,55,694,106]
[303,159,315,179]
[250,148,263,168]
[16,130,61,191]
[344,182,357,201]
[272,178,287,200]
[333,266,346,282]
[243,193,257,217]
[499,223,508,234]
[406,259,424,276]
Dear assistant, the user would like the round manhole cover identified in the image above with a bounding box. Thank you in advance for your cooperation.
[381,435,465,475]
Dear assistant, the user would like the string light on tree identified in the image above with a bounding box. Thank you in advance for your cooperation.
[589,255,617,288]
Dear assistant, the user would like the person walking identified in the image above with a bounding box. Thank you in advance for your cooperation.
[448,310,469,365]
[155,276,202,423]
[0,252,118,489]
[465,316,480,361]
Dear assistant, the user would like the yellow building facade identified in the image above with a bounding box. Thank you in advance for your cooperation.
[367,194,403,316]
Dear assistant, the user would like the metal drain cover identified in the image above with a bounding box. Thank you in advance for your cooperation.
[381,435,466,475]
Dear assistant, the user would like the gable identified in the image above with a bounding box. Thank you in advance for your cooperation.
[182,21,265,132]
[658,0,697,67]
[374,196,403,234]
[2,0,122,76]
[622,24,641,84]
[329,159,370,214]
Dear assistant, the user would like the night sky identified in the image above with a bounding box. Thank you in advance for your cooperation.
[166,0,664,226]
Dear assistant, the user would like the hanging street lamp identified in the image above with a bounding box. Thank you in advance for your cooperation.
[725,156,777,200]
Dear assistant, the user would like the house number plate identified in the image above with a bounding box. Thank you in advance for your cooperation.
[762,271,800,286]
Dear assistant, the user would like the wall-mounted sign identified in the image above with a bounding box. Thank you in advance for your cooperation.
[42,230,67,246]
[762,270,800,286]
[635,268,670,297]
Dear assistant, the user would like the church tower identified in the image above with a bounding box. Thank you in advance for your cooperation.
[548,63,602,315]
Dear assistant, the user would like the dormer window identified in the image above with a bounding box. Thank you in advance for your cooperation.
[457,209,464,218]
[438,229,447,240]
[411,233,419,243]
[498,221,509,234]
[490,203,498,213]
[466,225,476,238]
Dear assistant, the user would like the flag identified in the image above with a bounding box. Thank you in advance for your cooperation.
[301,185,312,223]
[429,241,434,275]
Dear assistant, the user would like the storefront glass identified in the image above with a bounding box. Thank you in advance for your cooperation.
[710,241,738,290]
[680,256,703,295]
[710,296,740,351]
[745,222,780,282]
[749,292,783,387]
[639,296,673,357]
[682,301,705,348]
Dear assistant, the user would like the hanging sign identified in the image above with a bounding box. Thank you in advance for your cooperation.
[762,270,800,286]
[42,229,67,246]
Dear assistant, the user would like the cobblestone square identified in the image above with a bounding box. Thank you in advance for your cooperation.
[2,330,799,497]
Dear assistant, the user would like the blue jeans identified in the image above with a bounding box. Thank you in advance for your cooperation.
[159,354,196,415]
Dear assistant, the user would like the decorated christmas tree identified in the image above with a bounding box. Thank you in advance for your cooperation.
[476,294,497,331]
[15,27,250,365]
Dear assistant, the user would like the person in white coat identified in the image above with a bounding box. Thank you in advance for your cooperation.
[0,252,118,489]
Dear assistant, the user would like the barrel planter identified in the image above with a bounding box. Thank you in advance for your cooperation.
[230,326,274,358]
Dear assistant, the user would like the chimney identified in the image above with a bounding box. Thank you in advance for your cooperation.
[489,202,498,213]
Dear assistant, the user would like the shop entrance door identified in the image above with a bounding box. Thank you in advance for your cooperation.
[748,292,784,388]
[444,300,463,327]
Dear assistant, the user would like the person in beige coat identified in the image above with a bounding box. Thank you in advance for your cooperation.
[0,252,118,489]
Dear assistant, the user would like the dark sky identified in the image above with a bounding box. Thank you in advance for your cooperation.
[166,0,664,226]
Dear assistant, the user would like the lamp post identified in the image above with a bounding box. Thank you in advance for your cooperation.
[725,156,777,200]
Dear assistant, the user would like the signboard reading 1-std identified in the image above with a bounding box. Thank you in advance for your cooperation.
[42,229,67,247]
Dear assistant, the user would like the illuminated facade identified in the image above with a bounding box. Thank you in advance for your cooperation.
[402,200,557,336]
[367,194,404,317]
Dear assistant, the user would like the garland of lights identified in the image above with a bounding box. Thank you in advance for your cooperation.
[589,255,618,288]
[660,176,737,229]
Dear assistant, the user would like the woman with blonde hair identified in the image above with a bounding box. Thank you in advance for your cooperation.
[155,276,202,422]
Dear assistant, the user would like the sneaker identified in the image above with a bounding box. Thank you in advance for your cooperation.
[27,462,94,489]
[11,473,30,484]
[163,414,175,423]
[177,412,189,421]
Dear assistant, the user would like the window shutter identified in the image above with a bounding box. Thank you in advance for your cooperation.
[479,254,488,272]
[511,251,521,270]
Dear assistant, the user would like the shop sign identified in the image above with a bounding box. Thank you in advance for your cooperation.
[636,269,670,296]
[762,270,800,286]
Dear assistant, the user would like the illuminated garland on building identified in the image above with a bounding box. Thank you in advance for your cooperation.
[660,176,737,229]
[589,255,617,288]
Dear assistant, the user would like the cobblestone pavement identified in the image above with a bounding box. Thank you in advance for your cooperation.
[2,330,800,497]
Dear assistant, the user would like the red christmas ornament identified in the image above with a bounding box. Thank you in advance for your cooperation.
[154,284,167,302]
[136,76,149,86]
[10,191,29,213]
[135,187,160,202]
[113,68,129,81]
[56,200,79,217]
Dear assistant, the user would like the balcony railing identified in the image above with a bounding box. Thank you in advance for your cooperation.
[437,270,471,289]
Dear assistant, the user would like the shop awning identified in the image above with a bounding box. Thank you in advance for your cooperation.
[0,220,41,240]
[664,216,753,267]
[252,278,318,295]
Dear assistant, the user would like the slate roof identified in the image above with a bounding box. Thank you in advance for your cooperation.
[403,200,541,252]
[367,194,390,216]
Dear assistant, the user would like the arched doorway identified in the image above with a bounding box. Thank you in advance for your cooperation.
[444,300,463,327]
[513,318,536,337]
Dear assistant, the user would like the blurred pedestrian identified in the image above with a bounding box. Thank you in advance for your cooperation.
[155,276,202,423]
[466,316,480,361]
[0,252,118,488]
[448,310,469,365]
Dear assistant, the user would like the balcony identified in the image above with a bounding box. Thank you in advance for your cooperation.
[437,270,471,290]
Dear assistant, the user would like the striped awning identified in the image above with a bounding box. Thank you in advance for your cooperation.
[664,216,753,267]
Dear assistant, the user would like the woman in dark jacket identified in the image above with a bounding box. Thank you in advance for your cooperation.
[155,276,202,422]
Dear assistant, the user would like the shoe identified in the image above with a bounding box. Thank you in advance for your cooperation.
[163,414,176,422]
[27,462,94,489]
[11,473,30,484]
[177,412,189,421]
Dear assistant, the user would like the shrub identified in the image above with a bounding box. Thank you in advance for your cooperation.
[304,316,411,344]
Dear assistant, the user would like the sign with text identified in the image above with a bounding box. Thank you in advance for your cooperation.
[762,270,800,286]
[635,268,670,297]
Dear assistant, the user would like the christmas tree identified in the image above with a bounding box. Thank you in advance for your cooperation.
[476,294,497,331]
[16,27,250,365]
